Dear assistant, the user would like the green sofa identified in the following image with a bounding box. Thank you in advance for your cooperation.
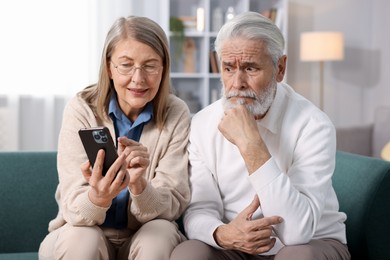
[0,151,389,259]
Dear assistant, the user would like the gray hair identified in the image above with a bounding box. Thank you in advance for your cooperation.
[214,11,285,67]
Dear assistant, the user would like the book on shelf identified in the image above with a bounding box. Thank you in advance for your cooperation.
[183,38,197,73]
[209,51,219,73]
[260,7,277,23]
[260,7,283,30]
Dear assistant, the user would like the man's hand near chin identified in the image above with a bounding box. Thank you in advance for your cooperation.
[218,105,271,174]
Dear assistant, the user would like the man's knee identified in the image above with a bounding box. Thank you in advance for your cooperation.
[171,240,215,260]
[275,244,315,260]
[275,239,350,260]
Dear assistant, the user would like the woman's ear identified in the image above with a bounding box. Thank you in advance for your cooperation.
[107,62,113,79]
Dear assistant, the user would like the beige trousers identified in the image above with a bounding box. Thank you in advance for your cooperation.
[39,219,185,260]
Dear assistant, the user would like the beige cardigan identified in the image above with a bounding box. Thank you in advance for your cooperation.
[48,93,191,232]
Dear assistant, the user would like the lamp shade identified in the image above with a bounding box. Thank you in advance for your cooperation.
[300,32,344,61]
[381,142,390,161]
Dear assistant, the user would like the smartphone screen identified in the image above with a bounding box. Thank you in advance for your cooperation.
[78,126,118,175]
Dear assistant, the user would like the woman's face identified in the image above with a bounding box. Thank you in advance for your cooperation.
[109,38,163,122]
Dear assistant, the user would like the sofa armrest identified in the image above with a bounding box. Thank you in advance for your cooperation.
[336,124,373,157]
[333,151,390,259]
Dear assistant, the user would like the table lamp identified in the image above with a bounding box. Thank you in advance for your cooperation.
[300,31,344,110]
[381,142,390,161]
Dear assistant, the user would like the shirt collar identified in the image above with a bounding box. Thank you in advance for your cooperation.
[108,93,153,128]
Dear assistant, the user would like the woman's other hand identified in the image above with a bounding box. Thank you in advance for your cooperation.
[117,136,150,195]
[81,149,130,207]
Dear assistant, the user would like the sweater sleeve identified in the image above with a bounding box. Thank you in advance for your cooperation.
[249,117,337,245]
[130,96,191,223]
[56,96,110,226]
[182,133,225,248]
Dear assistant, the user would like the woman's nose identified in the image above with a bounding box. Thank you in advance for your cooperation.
[131,68,145,84]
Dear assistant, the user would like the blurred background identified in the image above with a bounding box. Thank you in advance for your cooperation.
[0,0,388,153]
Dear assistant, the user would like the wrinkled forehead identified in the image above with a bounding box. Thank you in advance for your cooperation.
[220,38,270,63]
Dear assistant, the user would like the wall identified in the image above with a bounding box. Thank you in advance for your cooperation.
[367,0,390,124]
[287,0,389,127]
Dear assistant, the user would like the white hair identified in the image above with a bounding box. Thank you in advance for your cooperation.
[214,11,285,68]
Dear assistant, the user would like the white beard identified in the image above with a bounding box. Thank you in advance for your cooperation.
[222,80,277,117]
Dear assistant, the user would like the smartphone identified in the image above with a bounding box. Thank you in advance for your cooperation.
[78,126,118,176]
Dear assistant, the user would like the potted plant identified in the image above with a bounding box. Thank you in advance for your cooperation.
[169,16,185,61]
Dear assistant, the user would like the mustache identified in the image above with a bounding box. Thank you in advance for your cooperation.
[225,90,258,99]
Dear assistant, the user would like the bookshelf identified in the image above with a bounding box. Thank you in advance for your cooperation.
[162,0,288,113]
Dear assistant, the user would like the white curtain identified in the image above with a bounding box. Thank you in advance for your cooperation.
[0,95,69,151]
[0,0,134,151]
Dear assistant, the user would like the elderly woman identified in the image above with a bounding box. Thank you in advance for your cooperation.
[39,16,190,260]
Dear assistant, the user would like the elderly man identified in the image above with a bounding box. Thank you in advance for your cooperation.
[171,12,350,260]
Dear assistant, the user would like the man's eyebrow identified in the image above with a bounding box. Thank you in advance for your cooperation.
[222,61,259,67]
[222,61,234,66]
[239,61,258,67]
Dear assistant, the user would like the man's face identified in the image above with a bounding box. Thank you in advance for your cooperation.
[220,38,285,117]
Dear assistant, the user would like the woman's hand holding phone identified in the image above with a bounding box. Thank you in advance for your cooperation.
[79,127,150,200]
[79,127,118,176]
[78,127,132,207]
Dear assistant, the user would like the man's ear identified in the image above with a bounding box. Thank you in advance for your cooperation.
[275,55,287,82]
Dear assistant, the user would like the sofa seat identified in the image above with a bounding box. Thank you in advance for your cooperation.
[0,252,38,260]
[0,151,389,259]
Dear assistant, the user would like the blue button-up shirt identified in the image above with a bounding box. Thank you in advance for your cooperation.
[101,93,153,229]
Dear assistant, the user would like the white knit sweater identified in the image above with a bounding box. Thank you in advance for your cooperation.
[184,83,347,255]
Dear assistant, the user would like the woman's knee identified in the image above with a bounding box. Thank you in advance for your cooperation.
[60,225,105,247]
[40,224,109,260]
[128,219,184,259]
[134,219,182,242]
